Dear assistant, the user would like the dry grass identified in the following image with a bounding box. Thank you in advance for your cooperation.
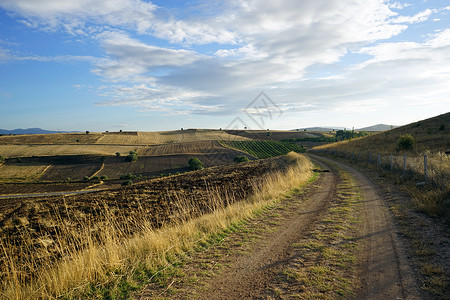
[314,112,450,155]
[0,164,49,180]
[0,153,312,299]
[0,144,143,158]
[97,130,250,145]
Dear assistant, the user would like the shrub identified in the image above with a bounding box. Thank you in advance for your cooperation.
[91,175,100,181]
[16,158,22,163]
[100,175,108,181]
[121,180,133,186]
[115,152,121,157]
[397,134,415,151]
[83,176,90,182]
[188,157,204,170]
[0,155,4,163]
[125,151,138,162]
[234,155,249,163]
[120,173,136,180]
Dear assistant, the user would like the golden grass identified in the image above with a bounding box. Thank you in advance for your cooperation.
[0,164,49,180]
[314,112,449,155]
[0,152,312,299]
[0,144,143,158]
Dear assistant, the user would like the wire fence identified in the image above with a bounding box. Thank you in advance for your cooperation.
[310,149,450,191]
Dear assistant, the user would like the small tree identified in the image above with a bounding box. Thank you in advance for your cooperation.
[83,176,90,182]
[267,131,272,137]
[189,157,204,170]
[100,175,108,181]
[122,180,133,186]
[120,173,136,180]
[397,134,415,151]
[234,155,249,163]
[115,152,121,157]
[86,131,90,134]
[126,151,138,162]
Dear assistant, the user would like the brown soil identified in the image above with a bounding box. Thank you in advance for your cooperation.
[0,156,292,282]
[136,155,423,299]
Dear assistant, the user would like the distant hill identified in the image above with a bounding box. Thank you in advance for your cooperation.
[0,128,76,135]
[293,127,345,132]
[357,124,399,131]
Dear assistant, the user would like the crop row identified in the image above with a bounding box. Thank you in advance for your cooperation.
[221,140,305,159]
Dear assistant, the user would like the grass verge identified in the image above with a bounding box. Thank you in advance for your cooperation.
[278,167,361,299]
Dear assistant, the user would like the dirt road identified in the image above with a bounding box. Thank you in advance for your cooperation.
[136,156,421,299]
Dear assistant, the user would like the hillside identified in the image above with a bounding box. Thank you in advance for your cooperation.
[313,112,450,154]
[357,124,398,131]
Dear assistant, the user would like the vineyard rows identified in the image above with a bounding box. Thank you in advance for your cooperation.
[221,140,305,159]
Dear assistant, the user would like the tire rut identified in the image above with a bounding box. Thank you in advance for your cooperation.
[310,155,421,300]
[196,164,338,299]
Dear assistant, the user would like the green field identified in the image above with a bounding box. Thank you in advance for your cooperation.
[221,140,306,159]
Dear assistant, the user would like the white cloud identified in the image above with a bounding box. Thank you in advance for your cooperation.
[389,2,412,10]
[390,8,436,24]
[2,0,449,122]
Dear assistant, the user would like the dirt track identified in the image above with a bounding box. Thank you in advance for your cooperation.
[136,155,422,299]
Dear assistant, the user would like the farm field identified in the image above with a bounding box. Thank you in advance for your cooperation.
[0,164,49,180]
[0,144,142,157]
[221,140,305,158]
[0,132,254,195]
[0,154,309,299]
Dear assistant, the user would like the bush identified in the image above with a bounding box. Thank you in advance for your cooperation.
[91,175,100,181]
[122,180,133,186]
[188,157,204,170]
[100,175,108,181]
[126,151,138,162]
[0,155,4,163]
[397,134,415,150]
[120,173,136,180]
[83,176,90,182]
[234,155,249,163]
[115,152,121,157]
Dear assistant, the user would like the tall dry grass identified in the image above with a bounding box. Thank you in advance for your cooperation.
[0,152,312,299]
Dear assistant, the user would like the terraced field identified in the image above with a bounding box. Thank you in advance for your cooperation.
[97,129,250,145]
[0,164,49,180]
[137,140,225,156]
[0,144,141,157]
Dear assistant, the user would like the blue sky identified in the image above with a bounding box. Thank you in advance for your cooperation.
[0,0,449,132]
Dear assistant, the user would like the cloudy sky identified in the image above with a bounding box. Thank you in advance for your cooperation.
[0,0,449,131]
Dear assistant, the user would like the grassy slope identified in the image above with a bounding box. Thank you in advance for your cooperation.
[314,112,450,155]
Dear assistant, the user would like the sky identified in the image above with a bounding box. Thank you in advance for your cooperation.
[0,0,449,132]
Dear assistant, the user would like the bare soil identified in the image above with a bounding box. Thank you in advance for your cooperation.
[135,156,423,299]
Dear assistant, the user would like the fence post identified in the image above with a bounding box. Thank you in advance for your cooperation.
[424,154,428,182]
[369,151,372,163]
[390,154,393,171]
[377,153,381,167]
[403,155,407,174]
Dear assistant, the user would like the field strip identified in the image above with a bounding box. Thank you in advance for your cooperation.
[89,162,105,179]
[218,140,256,158]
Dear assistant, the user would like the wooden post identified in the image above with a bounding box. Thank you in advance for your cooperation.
[424,154,428,182]
[390,154,393,171]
